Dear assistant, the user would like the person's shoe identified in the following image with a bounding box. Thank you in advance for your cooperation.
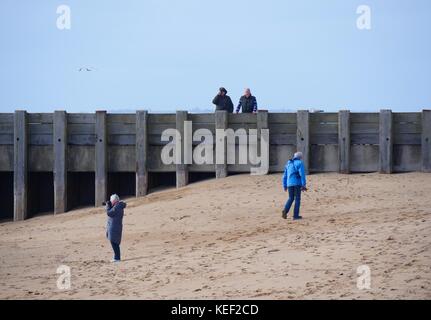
[293,216,303,220]
[282,209,287,219]
[110,259,121,263]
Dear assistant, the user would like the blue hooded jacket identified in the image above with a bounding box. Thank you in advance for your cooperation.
[282,158,306,189]
[106,201,126,244]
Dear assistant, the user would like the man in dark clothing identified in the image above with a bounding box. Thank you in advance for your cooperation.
[236,88,258,113]
[212,87,234,113]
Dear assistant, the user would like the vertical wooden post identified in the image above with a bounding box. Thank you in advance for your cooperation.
[176,110,188,188]
[338,110,350,173]
[53,111,67,213]
[379,109,393,173]
[297,110,310,174]
[257,110,269,137]
[95,111,107,206]
[136,110,148,196]
[215,110,228,178]
[422,109,431,172]
[13,110,27,221]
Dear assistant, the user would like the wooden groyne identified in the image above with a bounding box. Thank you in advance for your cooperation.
[0,109,429,221]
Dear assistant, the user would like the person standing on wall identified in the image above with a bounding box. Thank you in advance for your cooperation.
[105,194,127,262]
[236,88,258,113]
[282,151,307,220]
[212,87,234,113]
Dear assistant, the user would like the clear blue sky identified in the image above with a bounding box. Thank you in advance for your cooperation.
[0,0,430,112]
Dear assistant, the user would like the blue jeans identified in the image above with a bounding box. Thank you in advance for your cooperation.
[284,186,302,218]
[111,241,121,261]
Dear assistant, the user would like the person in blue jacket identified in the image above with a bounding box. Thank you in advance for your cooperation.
[282,151,307,220]
[106,194,127,262]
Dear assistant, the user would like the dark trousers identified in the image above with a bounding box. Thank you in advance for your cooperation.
[110,241,121,261]
[284,186,302,218]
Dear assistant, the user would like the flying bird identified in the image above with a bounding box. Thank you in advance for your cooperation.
[78,67,95,72]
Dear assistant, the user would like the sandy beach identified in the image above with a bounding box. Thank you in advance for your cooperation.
[0,172,430,299]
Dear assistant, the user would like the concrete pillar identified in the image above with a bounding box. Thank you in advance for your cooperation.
[136,110,149,196]
[422,109,431,172]
[215,110,228,178]
[176,110,189,188]
[338,110,350,174]
[379,109,393,173]
[95,111,107,206]
[13,110,28,221]
[296,110,310,174]
[53,111,67,213]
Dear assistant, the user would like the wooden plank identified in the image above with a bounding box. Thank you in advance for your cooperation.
[350,113,379,123]
[176,111,189,187]
[393,133,422,145]
[108,134,136,145]
[392,122,422,134]
[53,111,67,214]
[310,134,338,145]
[28,113,53,124]
[422,110,431,172]
[68,123,95,134]
[268,123,297,134]
[107,114,136,124]
[309,123,338,134]
[28,123,53,134]
[136,111,148,196]
[14,111,27,221]
[215,110,228,178]
[67,113,95,124]
[190,114,215,123]
[28,145,53,171]
[297,110,310,173]
[379,109,393,173]
[0,113,14,123]
[0,123,14,134]
[309,113,338,123]
[338,110,350,173]
[228,113,257,124]
[95,111,107,206]
[148,123,178,135]
[268,113,297,124]
[0,134,13,145]
[29,134,53,145]
[393,112,421,123]
[269,134,297,145]
[107,123,136,135]
[147,114,176,124]
[68,134,96,145]
[350,122,379,134]
[351,133,379,145]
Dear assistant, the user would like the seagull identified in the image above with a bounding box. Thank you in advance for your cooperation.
[78,67,95,72]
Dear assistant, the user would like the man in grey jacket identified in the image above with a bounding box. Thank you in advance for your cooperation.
[106,194,126,263]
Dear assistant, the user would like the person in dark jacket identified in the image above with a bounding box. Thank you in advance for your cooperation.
[282,152,307,220]
[212,87,234,113]
[236,88,258,113]
[106,194,126,262]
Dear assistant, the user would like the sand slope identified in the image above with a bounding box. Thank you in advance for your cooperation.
[0,172,430,299]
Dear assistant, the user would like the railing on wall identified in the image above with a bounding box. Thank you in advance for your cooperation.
[0,109,430,221]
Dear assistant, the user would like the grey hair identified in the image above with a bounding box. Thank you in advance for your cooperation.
[294,151,303,159]
[110,194,120,203]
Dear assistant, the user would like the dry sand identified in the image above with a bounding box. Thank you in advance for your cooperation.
[0,172,430,299]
